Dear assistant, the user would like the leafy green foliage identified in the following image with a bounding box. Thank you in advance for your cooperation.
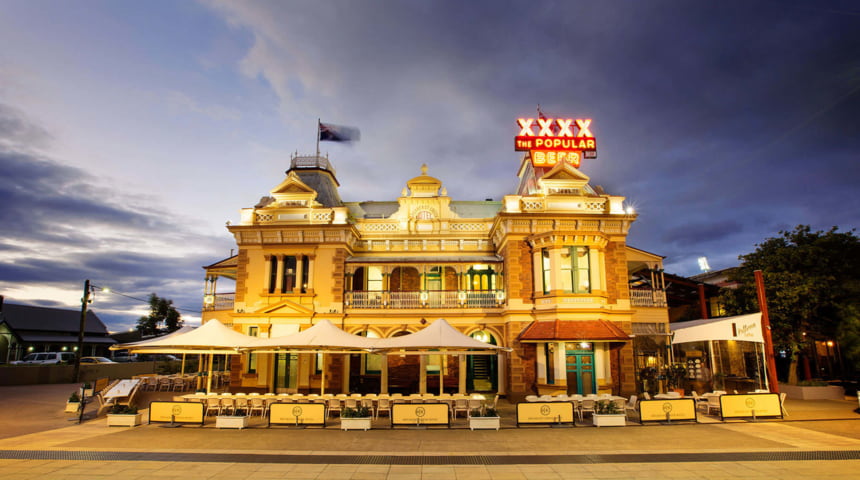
[341,406,371,418]
[720,225,860,377]
[108,404,138,414]
[595,400,621,414]
[68,391,80,403]
[137,293,183,336]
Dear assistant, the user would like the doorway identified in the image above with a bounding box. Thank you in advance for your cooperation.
[565,350,595,395]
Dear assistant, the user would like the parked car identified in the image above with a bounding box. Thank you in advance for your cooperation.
[142,354,180,362]
[79,356,116,364]
[10,352,76,365]
[112,353,138,362]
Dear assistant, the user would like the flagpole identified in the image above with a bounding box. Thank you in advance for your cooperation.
[316,118,321,158]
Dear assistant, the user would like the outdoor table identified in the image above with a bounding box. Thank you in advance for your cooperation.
[104,379,140,399]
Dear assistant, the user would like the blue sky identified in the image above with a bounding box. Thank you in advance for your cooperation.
[1,0,858,332]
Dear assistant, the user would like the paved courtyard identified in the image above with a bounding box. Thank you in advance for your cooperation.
[0,384,858,479]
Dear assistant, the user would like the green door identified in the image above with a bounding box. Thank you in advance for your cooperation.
[272,353,298,393]
[566,350,596,395]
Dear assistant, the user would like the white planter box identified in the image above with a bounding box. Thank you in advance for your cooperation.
[216,415,249,429]
[593,414,626,427]
[65,402,81,413]
[340,417,372,431]
[106,413,143,427]
[469,416,500,430]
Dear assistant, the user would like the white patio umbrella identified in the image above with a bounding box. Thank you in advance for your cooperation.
[248,319,379,394]
[111,320,256,393]
[370,319,512,395]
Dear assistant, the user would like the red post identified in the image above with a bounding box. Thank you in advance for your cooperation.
[697,283,709,319]
[754,270,779,394]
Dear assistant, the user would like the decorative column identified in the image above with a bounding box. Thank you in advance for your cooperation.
[342,354,350,393]
[381,358,389,394]
[275,255,285,293]
[459,354,467,394]
[554,342,566,386]
[419,356,427,394]
[536,343,547,384]
[532,249,543,294]
[496,352,507,396]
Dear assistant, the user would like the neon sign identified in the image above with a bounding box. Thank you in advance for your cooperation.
[515,117,597,167]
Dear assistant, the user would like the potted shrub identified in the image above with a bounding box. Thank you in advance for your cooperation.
[469,407,500,430]
[65,391,82,413]
[106,404,143,427]
[592,400,626,427]
[667,363,688,396]
[340,405,373,431]
[216,405,250,429]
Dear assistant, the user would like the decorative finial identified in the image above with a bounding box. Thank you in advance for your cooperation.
[421,163,428,175]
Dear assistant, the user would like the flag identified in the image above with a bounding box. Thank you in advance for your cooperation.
[319,122,361,142]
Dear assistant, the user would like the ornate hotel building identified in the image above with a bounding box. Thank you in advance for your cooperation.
[201,153,670,400]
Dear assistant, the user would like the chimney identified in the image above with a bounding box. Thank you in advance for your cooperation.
[0,295,4,312]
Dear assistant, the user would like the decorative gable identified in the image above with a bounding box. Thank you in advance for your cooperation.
[537,162,591,196]
[268,171,319,207]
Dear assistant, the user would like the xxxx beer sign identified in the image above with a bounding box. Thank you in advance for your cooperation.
[515,117,597,168]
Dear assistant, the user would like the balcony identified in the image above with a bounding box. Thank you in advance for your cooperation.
[629,289,667,308]
[203,292,235,311]
[345,290,505,309]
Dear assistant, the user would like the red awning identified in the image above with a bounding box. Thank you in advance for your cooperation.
[518,320,630,342]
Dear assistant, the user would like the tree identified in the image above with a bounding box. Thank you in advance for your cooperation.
[136,294,183,336]
[720,225,860,383]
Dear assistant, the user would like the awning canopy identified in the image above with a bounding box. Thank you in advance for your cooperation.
[671,313,763,344]
[518,320,630,342]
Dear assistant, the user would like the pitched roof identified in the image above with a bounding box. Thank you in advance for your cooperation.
[0,303,109,335]
[518,320,630,342]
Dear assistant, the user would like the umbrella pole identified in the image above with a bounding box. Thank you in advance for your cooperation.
[440,353,444,396]
[181,354,186,375]
[320,353,326,395]
[206,353,214,394]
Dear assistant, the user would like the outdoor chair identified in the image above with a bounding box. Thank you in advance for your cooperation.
[375,398,391,419]
[234,397,249,415]
[171,377,185,392]
[625,394,638,418]
[642,392,651,400]
[157,377,172,392]
[579,399,595,421]
[452,399,469,418]
[779,392,788,416]
[248,397,266,417]
[361,398,375,417]
[525,395,539,402]
[219,397,235,416]
[326,397,342,418]
[344,398,358,409]
[204,397,221,416]
[706,395,721,416]
[467,398,483,418]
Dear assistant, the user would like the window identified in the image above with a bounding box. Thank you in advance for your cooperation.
[467,264,497,291]
[247,326,259,373]
[268,256,277,294]
[281,256,297,293]
[541,249,552,294]
[560,246,590,293]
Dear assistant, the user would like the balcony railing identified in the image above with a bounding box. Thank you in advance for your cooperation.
[346,290,505,309]
[629,289,667,307]
[203,292,235,311]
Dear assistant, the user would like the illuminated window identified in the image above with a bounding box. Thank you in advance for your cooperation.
[560,246,590,293]
[267,256,277,294]
[541,249,552,294]
[466,265,497,291]
[247,326,259,373]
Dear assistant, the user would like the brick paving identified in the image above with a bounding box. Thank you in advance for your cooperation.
[0,384,858,479]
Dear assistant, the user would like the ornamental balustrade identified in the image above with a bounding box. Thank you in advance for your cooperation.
[345,290,504,309]
[629,289,667,307]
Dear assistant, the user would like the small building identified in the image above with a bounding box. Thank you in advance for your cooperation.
[0,297,115,363]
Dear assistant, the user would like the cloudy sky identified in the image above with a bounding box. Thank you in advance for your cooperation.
[1,1,858,332]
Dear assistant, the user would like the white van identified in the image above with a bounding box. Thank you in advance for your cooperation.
[10,352,76,365]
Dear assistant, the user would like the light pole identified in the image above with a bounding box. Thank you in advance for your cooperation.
[73,279,93,383]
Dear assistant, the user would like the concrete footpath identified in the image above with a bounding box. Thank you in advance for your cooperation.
[0,384,858,479]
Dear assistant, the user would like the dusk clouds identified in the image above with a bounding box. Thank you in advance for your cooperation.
[0,1,858,331]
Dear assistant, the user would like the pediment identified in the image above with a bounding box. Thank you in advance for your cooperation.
[537,161,591,194]
[256,299,315,315]
[269,172,318,204]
